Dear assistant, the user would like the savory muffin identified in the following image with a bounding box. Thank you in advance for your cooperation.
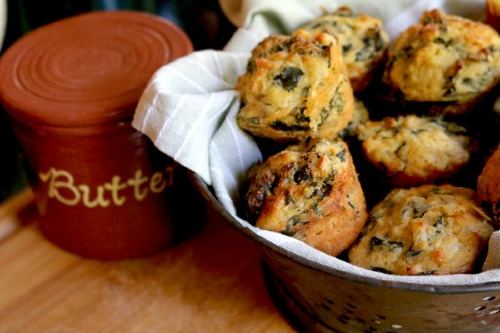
[477,145,500,225]
[487,0,500,32]
[494,95,500,117]
[241,138,367,257]
[341,99,369,137]
[383,9,500,115]
[237,29,354,142]
[348,185,494,275]
[357,115,476,187]
[301,6,389,91]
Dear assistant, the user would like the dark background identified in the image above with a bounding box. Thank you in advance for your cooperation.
[0,0,236,202]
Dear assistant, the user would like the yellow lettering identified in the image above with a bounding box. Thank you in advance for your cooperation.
[104,176,127,206]
[164,165,175,188]
[149,171,167,193]
[127,170,148,201]
[78,184,111,208]
[39,167,171,208]
[39,168,54,183]
[39,169,81,206]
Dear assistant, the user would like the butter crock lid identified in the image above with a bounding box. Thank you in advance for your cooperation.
[0,11,192,127]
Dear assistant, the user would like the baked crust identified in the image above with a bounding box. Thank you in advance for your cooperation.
[237,29,354,141]
[301,6,389,91]
[358,115,476,187]
[477,145,500,225]
[241,138,367,256]
[487,0,500,32]
[348,185,494,275]
[383,10,500,115]
[341,99,369,137]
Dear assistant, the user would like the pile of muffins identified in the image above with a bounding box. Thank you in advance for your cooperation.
[235,6,500,276]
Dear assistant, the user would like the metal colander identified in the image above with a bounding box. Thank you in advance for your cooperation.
[191,174,500,333]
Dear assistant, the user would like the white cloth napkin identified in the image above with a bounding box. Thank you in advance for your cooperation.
[0,0,5,51]
[133,0,500,285]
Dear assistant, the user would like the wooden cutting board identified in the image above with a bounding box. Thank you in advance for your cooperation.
[0,190,295,333]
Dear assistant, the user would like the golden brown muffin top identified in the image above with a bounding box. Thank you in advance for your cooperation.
[488,0,500,13]
[243,138,351,225]
[242,138,367,256]
[348,185,494,275]
[236,29,353,141]
[477,145,500,223]
[383,10,500,106]
[301,6,389,91]
[357,115,475,186]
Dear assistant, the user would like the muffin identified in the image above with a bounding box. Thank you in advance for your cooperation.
[301,6,389,91]
[494,95,500,118]
[237,29,354,142]
[383,10,500,115]
[348,185,494,275]
[487,0,500,32]
[477,145,500,225]
[241,138,367,257]
[341,99,369,137]
[357,115,476,187]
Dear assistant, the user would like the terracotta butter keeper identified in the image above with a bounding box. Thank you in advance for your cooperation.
[0,11,196,260]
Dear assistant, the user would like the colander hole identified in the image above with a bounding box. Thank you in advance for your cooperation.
[373,320,382,325]
[346,302,357,309]
[375,314,386,320]
[344,308,355,315]
[356,317,366,324]
[391,324,403,329]
[489,309,499,315]
[321,303,332,311]
[475,306,487,311]
[480,320,488,326]
[321,298,334,310]
[483,296,496,301]
[337,314,350,324]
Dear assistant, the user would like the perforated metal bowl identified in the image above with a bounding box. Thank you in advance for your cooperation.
[190,173,500,333]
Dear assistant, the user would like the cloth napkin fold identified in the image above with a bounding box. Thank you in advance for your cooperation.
[133,0,499,285]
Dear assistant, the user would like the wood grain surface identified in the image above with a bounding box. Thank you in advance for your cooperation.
[0,190,295,333]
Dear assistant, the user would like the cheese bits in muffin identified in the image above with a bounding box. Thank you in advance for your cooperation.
[357,115,476,187]
[383,10,500,115]
[301,6,389,91]
[477,146,500,225]
[237,29,354,141]
[241,138,367,257]
[349,185,494,275]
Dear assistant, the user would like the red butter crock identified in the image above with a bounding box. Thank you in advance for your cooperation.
[0,11,193,259]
